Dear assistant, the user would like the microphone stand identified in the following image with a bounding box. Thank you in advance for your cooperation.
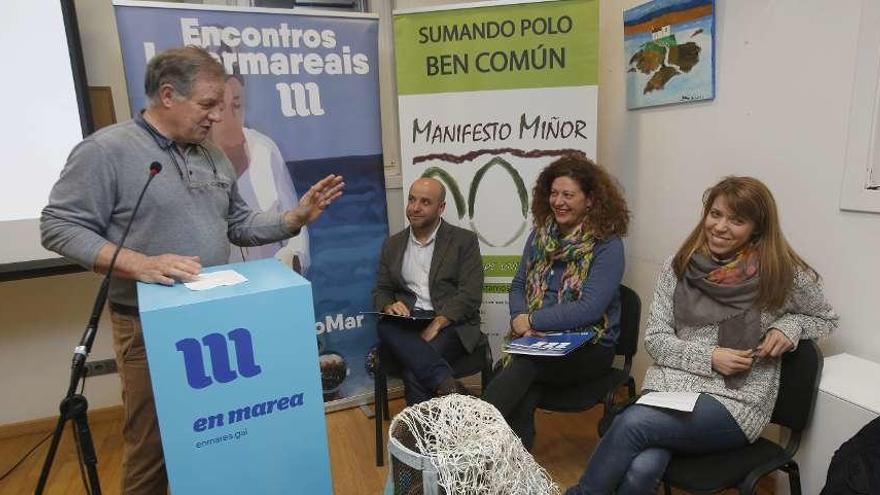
[36,163,162,495]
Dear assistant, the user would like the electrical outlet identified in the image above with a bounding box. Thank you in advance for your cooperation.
[84,358,118,377]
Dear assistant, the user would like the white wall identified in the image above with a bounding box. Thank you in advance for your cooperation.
[599,0,880,381]
[0,273,121,424]
[75,0,131,123]
[2,0,877,425]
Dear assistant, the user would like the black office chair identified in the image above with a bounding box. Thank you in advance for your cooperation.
[662,339,823,495]
[373,332,493,466]
[535,284,642,436]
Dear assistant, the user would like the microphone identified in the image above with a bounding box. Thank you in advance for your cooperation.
[73,162,162,376]
[37,162,163,495]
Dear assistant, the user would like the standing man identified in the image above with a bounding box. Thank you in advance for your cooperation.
[40,46,343,495]
[373,177,484,404]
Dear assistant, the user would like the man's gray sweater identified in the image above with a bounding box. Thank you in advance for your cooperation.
[41,117,296,307]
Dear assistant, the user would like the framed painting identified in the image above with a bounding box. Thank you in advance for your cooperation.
[624,0,716,109]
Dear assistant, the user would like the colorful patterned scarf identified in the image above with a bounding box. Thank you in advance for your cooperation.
[706,247,759,285]
[501,220,607,366]
[523,219,607,339]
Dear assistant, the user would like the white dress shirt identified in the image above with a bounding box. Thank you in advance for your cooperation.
[401,220,442,311]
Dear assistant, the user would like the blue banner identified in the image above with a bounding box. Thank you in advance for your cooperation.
[114,2,387,405]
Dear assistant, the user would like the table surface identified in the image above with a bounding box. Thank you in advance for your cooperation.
[820,353,880,414]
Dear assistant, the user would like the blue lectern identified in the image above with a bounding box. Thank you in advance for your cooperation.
[138,258,332,494]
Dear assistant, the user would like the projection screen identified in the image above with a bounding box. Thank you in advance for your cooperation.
[0,0,92,279]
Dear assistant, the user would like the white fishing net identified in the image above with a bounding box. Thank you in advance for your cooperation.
[388,394,559,495]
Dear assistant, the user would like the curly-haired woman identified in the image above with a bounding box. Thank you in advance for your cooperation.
[483,154,630,450]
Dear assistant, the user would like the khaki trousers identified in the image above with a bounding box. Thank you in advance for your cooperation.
[110,311,167,495]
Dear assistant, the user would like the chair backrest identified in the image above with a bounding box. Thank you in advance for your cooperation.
[616,284,642,358]
[771,339,823,432]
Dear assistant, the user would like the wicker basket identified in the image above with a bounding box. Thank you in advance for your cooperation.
[386,414,445,495]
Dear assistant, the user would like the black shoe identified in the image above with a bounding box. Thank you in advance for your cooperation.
[435,377,471,397]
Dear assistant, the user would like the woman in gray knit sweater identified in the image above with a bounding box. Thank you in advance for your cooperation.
[566,177,838,495]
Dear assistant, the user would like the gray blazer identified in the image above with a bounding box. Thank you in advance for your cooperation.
[373,220,484,352]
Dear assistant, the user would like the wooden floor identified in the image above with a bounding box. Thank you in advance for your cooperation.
[0,399,775,494]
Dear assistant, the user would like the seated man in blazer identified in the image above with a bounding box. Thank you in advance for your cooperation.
[373,177,484,404]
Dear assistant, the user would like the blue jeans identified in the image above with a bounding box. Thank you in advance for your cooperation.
[567,393,748,495]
